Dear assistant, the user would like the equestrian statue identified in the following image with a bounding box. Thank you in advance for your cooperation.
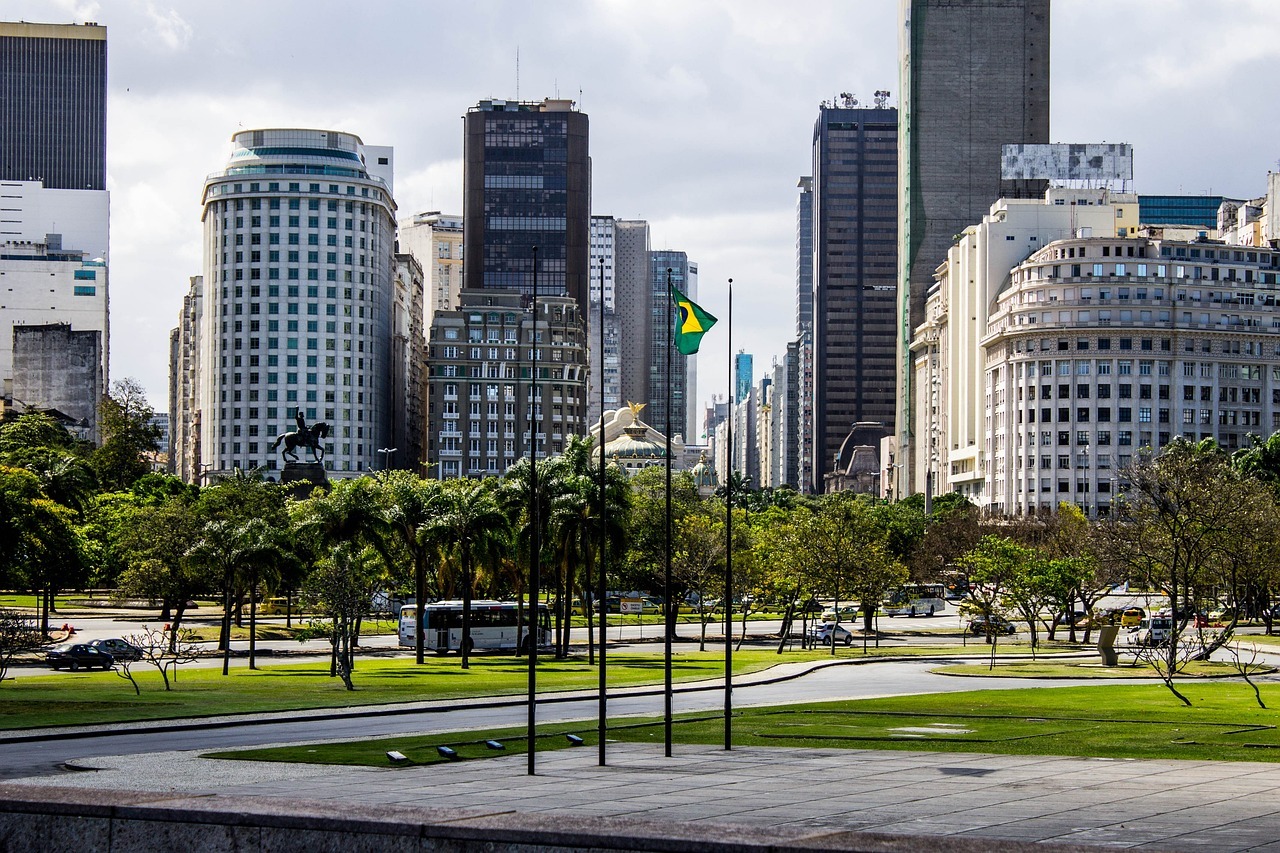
[271,412,329,464]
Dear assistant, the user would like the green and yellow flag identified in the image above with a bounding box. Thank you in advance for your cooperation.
[671,286,718,355]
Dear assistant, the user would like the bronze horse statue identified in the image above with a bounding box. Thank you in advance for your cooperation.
[271,419,329,464]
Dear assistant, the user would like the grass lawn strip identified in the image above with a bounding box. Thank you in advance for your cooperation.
[933,660,1261,678]
[209,682,1280,768]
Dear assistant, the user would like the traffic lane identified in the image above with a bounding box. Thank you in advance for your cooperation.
[0,661,1134,780]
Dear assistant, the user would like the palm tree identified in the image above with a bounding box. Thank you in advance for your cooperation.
[378,471,445,664]
[421,479,511,669]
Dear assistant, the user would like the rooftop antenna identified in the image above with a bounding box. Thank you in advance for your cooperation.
[516,46,520,101]
[874,90,891,108]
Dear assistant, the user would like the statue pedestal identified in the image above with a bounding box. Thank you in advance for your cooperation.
[280,461,329,499]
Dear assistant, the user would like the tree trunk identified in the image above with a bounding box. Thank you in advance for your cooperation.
[220,569,233,676]
[415,552,426,665]
[461,554,472,670]
[170,603,188,653]
[248,572,258,670]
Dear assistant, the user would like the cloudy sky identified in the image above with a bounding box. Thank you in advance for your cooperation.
[10,0,1280,420]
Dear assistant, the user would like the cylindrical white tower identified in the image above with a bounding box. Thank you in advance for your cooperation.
[198,128,397,478]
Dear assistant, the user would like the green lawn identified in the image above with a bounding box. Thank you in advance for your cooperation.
[0,650,822,731]
[211,682,1280,767]
[934,660,1255,678]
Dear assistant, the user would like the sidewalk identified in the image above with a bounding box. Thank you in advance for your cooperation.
[10,741,1280,850]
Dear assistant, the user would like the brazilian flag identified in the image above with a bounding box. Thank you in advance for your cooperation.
[671,286,718,355]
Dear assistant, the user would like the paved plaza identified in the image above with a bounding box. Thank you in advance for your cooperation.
[10,739,1280,850]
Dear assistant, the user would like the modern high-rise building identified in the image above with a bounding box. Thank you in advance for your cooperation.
[648,250,696,438]
[795,176,814,336]
[397,211,463,331]
[194,128,399,477]
[463,98,590,312]
[425,290,586,477]
[0,22,106,191]
[811,102,898,492]
[734,351,753,404]
[614,220,652,408]
[1138,195,1231,230]
[390,253,426,472]
[169,276,203,482]
[896,0,1050,497]
[586,215,622,428]
[1,22,110,427]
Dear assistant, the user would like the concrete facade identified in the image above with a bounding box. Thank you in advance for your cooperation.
[425,290,586,478]
[908,188,1136,501]
[168,276,203,483]
[11,322,101,440]
[390,253,426,473]
[985,234,1280,517]
[198,128,398,477]
[1,240,108,413]
[397,211,462,333]
[614,220,652,412]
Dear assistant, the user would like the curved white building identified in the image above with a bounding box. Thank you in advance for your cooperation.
[984,234,1280,517]
[198,129,397,477]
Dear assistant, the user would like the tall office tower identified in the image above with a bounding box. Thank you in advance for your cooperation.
[168,276,203,482]
[1,22,110,422]
[896,0,1050,496]
[197,129,398,477]
[0,22,106,190]
[614,220,651,407]
[796,177,815,336]
[398,211,463,330]
[463,98,590,311]
[734,351,753,404]
[780,340,802,489]
[425,290,586,478]
[390,253,426,472]
[810,101,898,493]
[586,215,622,428]
[648,250,696,437]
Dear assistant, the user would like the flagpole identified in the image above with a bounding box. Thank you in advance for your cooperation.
[597,256,608,766]
[664,266,674,758]
[724,277,733,751]
[528,245,540,776]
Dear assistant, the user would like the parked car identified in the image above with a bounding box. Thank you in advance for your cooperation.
[967,616,1017,636]
[46,643,114,671]
[1120,607,1146,628]
[820,604,860,623]
[87,638,142,661]
[809,622,855,646]
[1052,609,1089,627]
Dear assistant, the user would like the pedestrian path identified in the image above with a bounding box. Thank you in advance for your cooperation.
[12,742,1280,850]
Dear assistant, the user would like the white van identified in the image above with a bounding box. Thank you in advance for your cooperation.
[1125,616,1173,647]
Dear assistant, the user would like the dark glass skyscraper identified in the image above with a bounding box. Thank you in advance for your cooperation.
[896,0,1049,496]
[811,104,898,492]
[648,250,692,434]
[463,98,590,311]
[0,22,106,190]
[796,176,814,336]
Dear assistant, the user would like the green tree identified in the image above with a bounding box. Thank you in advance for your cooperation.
[378,471,445,664]
[92,378,161,492]
[301,542,382,690]
[957,535,1030,668]
[114,493,206,645]
[0,465,86,634]
[671,509,726,651]
[421,478,511,668]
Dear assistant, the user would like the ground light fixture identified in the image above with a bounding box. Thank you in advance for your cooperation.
[485,740,505,750]
[385,751,408,764]
[566,734,585,746]
[436,746,459,760]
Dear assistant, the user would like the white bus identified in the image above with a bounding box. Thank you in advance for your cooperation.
[398,600,551,654]
[882,583,947,617]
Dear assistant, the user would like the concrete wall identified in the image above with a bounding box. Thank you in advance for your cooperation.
[0,785,1072,853]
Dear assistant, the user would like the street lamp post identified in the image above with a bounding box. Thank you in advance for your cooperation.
[377,447,397,471]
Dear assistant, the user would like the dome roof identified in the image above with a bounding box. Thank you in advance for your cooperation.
[604,424,667,459]
[690,451,717,488]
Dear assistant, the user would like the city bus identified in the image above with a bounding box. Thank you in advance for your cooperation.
[398,600,551,654]
[881,583,947,617]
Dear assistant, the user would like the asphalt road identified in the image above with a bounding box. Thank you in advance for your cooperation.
[0,659,1131,781]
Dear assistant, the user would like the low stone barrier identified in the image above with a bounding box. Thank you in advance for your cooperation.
[0,784,1101,853]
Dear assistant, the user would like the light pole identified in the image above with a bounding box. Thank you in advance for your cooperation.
[377,447,397,471]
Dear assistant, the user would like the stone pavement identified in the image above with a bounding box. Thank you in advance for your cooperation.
[11,741,1280,850]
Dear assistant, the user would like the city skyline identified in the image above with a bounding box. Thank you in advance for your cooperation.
[6,0,1280,417]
